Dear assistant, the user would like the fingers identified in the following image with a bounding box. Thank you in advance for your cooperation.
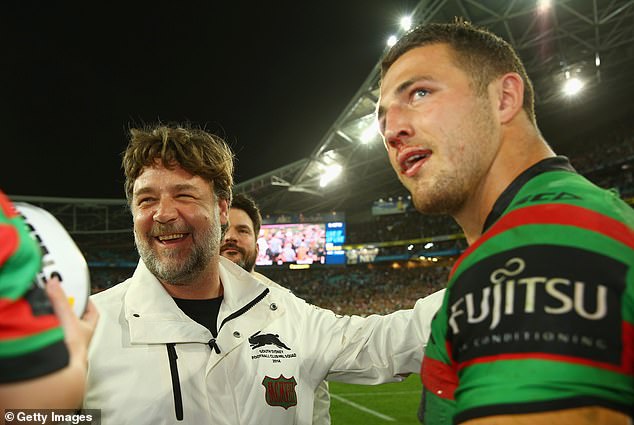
[81,299,99,328]
[45,277,74,327]
[45,277,99,336]
[45,277,98,365]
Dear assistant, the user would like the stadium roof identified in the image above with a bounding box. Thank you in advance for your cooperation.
[235,0,634,215]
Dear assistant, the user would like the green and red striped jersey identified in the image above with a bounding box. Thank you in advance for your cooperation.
[0,191,68,382]
[419,157,634,424]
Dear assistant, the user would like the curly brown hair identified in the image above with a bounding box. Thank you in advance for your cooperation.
[122,124,234,205]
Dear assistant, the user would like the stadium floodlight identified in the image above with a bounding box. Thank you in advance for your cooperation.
[537,0,551,13]
[407,244,414,251]
[387,35,397,47]
[562,77,584,96]
[400,16,412,31]
[319,163,342,187]
[424,242,434,249]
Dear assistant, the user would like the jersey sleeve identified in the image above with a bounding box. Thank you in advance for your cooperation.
[0,191,69,383]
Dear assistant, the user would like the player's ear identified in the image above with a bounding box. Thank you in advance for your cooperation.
[495,72,524,124]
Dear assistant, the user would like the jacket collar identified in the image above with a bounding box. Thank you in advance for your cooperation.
[217,256,269,317]
[124,257,271,344]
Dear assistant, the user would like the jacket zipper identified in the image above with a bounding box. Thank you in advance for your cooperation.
[210,288,270,353]
[164,287,270,419]
[217,288,270,334]
[166,343,184,421]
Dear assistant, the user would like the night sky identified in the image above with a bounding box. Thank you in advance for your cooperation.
[1,1,419,198]
[3,2,633,201]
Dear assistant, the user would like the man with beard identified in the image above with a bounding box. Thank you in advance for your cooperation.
[378,19,633,425]
[83,123,445,425]
[221,193,332,424]
[220,194,259,273]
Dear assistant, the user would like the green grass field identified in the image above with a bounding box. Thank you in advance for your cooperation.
[329,374,422,424]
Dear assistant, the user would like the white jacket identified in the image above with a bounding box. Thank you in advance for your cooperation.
[84,257,445,425]
[253,271,332,425]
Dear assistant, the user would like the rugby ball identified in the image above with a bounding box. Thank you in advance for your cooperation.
[14,202,90,317]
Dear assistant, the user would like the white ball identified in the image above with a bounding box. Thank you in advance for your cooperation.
[14,202,90,317]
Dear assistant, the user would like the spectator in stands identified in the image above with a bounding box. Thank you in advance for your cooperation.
[0,191,98,410]
[379,19,634,424]
[84,123,445,425]
[221,193,332,425]
[280,241,297,262]
[266,230,283,260]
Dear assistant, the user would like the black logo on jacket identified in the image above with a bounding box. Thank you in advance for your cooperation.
[249,331,291,350]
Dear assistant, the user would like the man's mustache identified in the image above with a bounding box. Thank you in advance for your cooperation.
[220,242,245,255]
[149,223,191,237]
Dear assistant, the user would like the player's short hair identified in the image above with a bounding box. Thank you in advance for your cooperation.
[381,18,536,125]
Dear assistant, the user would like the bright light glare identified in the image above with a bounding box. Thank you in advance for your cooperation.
[595,53,601,67]
[387,35,398,47]
[360,120,379,144]
[537,0,551,13]
[424,242,434,249]
[562,77,584,96]
[319,164,342,187]
[400,16,412,31]
[407,244,414,251]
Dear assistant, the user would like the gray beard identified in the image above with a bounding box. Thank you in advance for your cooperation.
[135,212,221,285]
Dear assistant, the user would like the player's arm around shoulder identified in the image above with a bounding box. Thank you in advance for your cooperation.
[321,288,445,384]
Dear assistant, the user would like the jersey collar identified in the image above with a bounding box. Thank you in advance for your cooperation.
[482,156,577,233]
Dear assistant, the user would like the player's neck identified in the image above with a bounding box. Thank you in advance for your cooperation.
[455,127,554,245]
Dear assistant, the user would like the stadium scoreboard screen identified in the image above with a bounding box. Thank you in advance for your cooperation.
[325,222,346,264]
[256,221,346,266]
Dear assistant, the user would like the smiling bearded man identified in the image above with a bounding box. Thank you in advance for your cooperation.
[134,190,222,285]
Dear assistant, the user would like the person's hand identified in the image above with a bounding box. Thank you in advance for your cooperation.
[0,278,100,410]
[45,277,99,366]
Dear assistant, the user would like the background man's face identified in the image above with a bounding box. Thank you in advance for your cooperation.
[221,208,258,272]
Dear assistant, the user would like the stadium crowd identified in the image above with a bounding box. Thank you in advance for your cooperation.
[262,265,449,316]
[567,126,634,175]
[569,133,634,197]
[347,212,462,244]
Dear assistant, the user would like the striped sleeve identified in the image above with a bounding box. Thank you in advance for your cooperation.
[0,191,68,383]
